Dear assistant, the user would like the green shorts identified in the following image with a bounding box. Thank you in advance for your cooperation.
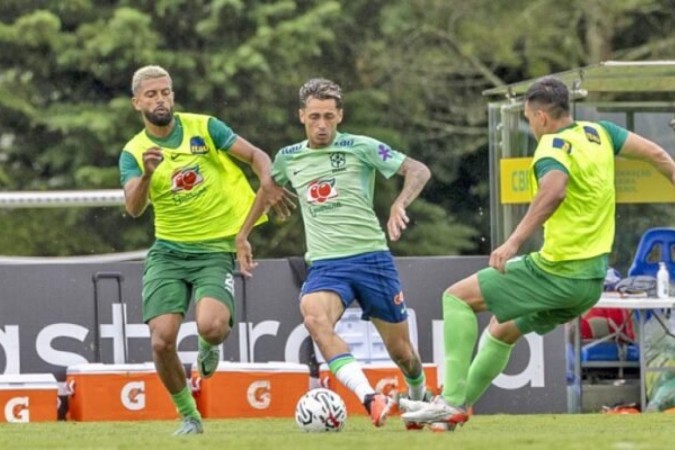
[142,248,236,324]
[477,254,603,335]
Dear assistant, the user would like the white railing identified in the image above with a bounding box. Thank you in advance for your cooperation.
[0,189,145,262]
[0,190,124,208]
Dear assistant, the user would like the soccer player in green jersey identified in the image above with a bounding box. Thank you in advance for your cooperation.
[236,78,432,428]
[119,65,292,435]
[402,76,675,430]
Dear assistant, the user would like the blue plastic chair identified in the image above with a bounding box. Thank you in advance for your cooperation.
[628,227,675,279]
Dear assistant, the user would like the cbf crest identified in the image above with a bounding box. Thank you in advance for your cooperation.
[329,152,346,172]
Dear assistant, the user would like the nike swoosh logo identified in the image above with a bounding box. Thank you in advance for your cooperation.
[170,153,179,161]
[293,169,304,176]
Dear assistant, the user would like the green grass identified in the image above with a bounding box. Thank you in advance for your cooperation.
[1,414,674,450]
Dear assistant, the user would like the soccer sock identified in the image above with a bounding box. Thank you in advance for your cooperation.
[441,292,478,406]
[404,371,426,401]
[198,335,212,350]
[171,386,201,420]
[465,329,514,406]
[328,353,374,403]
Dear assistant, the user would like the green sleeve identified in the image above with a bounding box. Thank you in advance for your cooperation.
[598,120,629,155]
[119,151,141,186]
[271,152,289,186]
[534,157,569,181]
[357,137,405,179]
[208,117,238,151]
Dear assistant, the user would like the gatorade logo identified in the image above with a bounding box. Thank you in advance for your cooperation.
[375,377,399,397]
[4,397,29,423]
[121,381,146,411]
[246,380,271,410]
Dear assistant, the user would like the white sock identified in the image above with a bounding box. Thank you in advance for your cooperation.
[334,361,375,403]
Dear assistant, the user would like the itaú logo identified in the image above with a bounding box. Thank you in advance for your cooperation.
[121,381,146,411]
[4,397,29,423]
[246,380,271,409]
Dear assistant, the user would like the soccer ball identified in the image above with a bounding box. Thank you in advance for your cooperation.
[294,388,347,432]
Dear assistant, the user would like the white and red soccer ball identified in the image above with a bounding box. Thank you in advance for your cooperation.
[295,388,347,432]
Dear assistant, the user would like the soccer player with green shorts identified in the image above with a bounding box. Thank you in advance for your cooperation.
[402,76,675,430]
[119,65,293,435]
[236,78,432,428]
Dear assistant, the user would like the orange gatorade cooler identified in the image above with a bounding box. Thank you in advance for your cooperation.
[66,363,176,421]
[320,362,438,415]
[0,374,58,423]
[192,362,309,418]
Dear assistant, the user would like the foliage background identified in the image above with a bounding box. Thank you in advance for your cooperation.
[1,0,675,265]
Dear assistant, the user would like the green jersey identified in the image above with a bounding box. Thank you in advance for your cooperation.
[272,132,405,262]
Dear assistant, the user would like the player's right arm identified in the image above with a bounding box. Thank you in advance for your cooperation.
[490,169,568,272]
[120,147,163,218]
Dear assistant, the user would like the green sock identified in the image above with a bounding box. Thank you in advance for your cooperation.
[441,292,478,406]
[404,371,426,401]
[198,336,212,351]
[171,386,201,420]
[465,330,514,406]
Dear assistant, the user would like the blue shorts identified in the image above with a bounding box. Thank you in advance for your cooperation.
[301,251,408,323]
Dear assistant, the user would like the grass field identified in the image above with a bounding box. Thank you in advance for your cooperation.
[1,414,674,450]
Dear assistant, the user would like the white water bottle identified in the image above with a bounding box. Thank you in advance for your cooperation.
[657,261,670,299]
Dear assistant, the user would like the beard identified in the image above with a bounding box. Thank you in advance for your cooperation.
[144,107,173,127]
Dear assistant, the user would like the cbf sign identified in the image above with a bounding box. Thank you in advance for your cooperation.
[499,157,675,204]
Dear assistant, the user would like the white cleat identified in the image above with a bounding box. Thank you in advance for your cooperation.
[401,396,469,429]
[398,397,430,413]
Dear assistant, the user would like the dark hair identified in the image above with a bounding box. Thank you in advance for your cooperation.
[524,76,570,119]
[299,78,343,108]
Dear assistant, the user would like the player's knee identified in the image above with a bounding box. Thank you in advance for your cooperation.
[151,336,176,356]
[197,317,230,343]
[303,314,331,339]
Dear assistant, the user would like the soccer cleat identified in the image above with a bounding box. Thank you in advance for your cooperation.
[398,397,429,413]
[404,420,426,431]
[363,393,391,427]
[401,396,469,430]
[172,416,204,435]
[197,344,220,379]
[399,391,433,430]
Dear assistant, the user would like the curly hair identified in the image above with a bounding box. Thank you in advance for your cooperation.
[298,78,343,108]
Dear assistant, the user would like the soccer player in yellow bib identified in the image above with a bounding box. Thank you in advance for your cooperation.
[119,65,293,435]
[401,76,675,430]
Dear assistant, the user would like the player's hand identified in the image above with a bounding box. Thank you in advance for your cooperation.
[235,236,258,278]
[142,147,164,175]
[260,178,296,220]
[387,203,409,242]
[489,240,519,273]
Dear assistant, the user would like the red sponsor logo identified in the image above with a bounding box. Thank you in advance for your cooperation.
[306,178,338,204]
[171,166,203,192]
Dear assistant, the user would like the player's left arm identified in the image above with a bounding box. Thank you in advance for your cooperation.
[388,156,432,242]
[228,136,295,219]
[490,169,568,272]
[619,132,675,187]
